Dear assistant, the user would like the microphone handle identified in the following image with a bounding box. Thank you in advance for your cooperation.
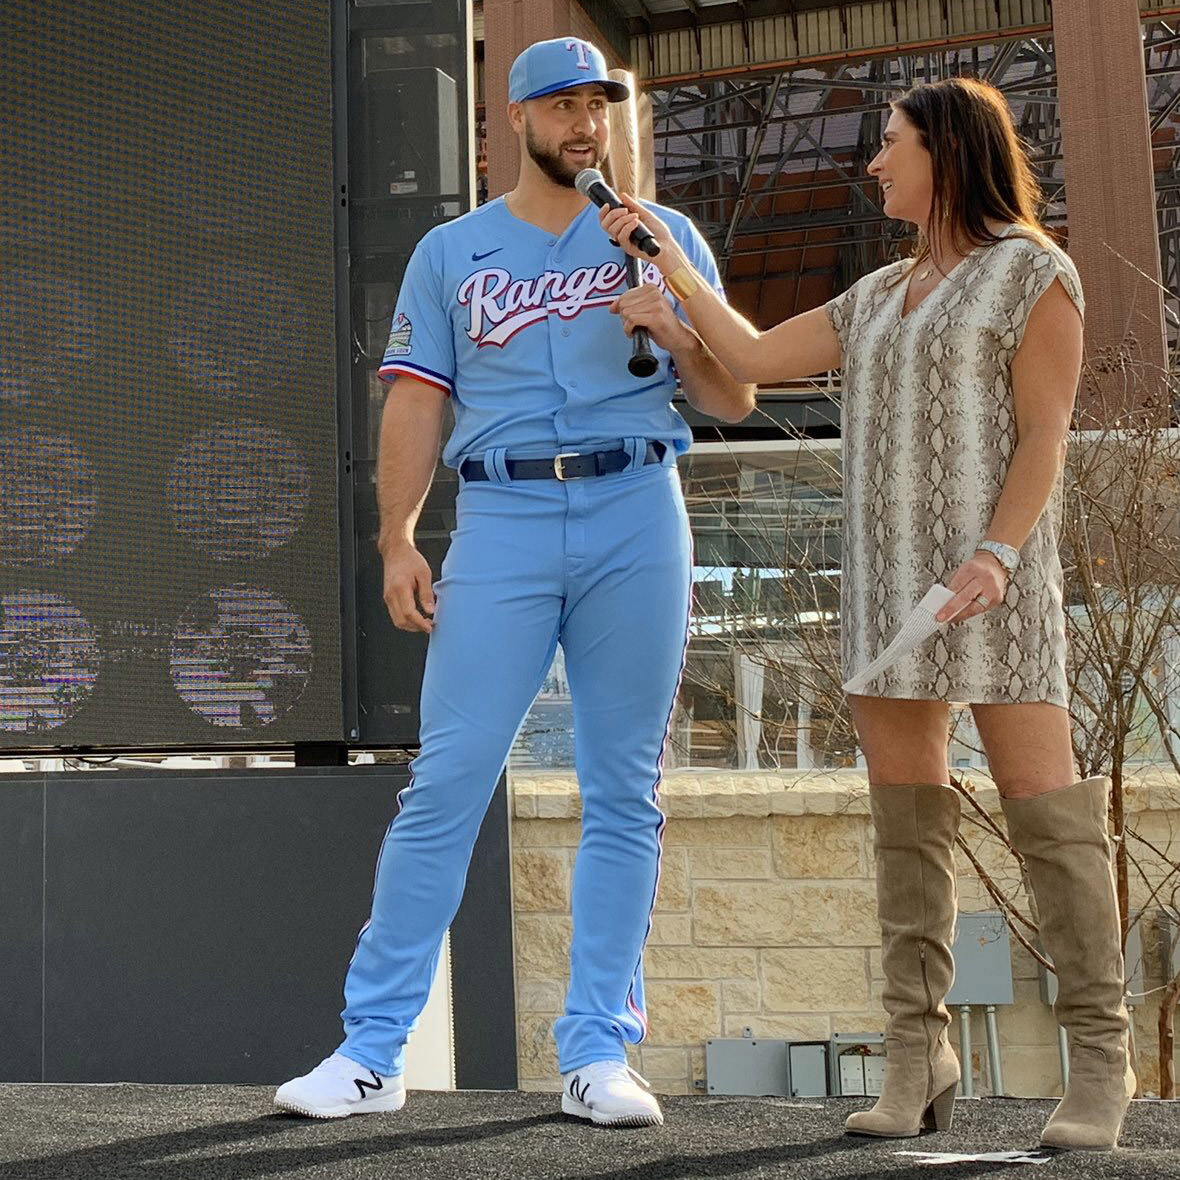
[624,254,659,378]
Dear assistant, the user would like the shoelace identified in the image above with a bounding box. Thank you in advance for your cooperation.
[579,1061,653,1090]
[320,1053,374,1081]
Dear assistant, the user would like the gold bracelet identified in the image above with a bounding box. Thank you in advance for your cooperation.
[664,265,701,301]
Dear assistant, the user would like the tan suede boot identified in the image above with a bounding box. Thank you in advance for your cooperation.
[845,784,962,1138]
[1002,777,1136,1151]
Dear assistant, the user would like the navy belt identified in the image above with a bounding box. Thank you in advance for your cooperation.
[460,442,666,482]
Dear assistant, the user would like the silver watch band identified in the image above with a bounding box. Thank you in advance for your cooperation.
[976,540,1020,574]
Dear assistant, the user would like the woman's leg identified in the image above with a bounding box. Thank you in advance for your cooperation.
[849,695,951,787]
[969,701,1074,796]
[844,696,962,1137]
[973,702,1133,1151]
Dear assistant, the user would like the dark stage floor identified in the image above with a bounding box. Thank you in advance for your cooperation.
[0,1087,1177,1180]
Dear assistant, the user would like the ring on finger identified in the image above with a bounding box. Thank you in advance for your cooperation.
[974,594,990,608]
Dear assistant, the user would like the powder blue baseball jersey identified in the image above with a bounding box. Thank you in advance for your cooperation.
[377,196,726,468]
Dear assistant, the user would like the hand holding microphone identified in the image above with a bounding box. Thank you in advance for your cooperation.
[574,169,661,257]
[579,171,691,377]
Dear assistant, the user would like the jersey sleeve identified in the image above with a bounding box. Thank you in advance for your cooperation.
[377,234,455,395]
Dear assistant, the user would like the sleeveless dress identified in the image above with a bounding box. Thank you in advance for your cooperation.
[825,227,1084,706]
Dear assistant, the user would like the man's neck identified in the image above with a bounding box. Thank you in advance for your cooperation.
[504,169,590,237]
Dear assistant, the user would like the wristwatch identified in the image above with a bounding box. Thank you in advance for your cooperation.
[976,540,1020,575]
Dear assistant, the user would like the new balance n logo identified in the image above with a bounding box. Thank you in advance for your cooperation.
[354,1070,384,1099]
[569,1074,590,1104]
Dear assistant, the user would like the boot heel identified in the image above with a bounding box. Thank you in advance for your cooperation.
[922,1083,956,1131]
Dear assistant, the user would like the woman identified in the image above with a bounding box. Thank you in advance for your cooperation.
[601,77,1134,1151]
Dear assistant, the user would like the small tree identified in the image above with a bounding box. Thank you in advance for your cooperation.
[1060,351,1180,1094]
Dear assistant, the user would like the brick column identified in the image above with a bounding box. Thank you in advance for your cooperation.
[1053,0,1167,375]
[483,0,626,199]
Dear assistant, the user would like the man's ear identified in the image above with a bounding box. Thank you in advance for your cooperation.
[507,101,524,133]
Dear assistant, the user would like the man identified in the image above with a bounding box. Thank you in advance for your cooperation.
[275,37,753,1126]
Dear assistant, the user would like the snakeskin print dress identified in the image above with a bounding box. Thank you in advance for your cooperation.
[825,227,1084,706]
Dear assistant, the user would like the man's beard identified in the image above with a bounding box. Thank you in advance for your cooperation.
[525,126,605,187]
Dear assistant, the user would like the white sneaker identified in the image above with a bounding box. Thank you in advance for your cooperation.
[274,1052,406,1119]
[561,1061,664,1127]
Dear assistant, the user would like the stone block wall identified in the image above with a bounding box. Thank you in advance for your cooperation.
[510,769,1180,1097]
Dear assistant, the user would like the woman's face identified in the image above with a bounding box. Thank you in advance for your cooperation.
[867,108,934,228]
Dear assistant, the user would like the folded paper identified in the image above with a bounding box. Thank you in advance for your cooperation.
[842,584,957,695]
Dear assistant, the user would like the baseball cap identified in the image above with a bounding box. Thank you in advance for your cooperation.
[508,38,629,104]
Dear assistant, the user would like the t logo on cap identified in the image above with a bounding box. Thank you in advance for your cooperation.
[508,37,630,104]
[565,39,591,70]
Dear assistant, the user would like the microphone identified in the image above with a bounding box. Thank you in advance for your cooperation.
[575,168,661,258]
[622,253,659,378]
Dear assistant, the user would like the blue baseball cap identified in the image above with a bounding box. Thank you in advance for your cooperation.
[508,38,629,104]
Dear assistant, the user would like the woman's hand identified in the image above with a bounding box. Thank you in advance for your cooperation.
[935,552,1009,624]
[599,193,687,274]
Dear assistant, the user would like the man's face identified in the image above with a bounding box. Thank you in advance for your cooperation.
[518,84,610,187]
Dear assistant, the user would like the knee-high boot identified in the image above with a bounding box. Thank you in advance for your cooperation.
[845,784,962,1137]
[1001,777,1136,1150]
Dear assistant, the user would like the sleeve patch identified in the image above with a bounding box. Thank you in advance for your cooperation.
[385,312,412,357]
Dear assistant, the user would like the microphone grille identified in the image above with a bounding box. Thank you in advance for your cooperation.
[574,168,604,197]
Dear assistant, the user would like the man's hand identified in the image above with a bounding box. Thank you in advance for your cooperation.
[610,284,695,354]
[381,538,436,633]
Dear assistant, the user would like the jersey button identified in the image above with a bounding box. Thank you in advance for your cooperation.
[561,327,571,337]
[569,379,578,388]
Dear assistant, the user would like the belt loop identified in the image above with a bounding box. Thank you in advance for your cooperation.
[621,436,645,473]
[482,448,511,484]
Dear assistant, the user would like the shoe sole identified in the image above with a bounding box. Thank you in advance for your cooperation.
[561,1093,663,1127]
[274,1091,406,1119]
[844,1124,922,1139]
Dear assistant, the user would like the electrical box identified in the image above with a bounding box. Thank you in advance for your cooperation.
[946,911,1014,1006]
[838,1054,867,1095]
[830,1031,885,1096]
[787,1041,829,1097]
[863,1054,887,1095]
[705,1037,790,1096]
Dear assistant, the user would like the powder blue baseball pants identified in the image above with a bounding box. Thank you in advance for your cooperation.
[338,446,692,1076]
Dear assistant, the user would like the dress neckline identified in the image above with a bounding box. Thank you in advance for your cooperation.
[898,224,1021,321]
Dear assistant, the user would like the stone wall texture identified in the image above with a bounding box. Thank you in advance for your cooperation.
[510,769,1180,1097]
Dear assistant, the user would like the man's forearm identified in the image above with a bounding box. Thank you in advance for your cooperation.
[375,386,447,555]
[671,328,756,423]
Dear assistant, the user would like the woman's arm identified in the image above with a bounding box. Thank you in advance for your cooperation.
[602,196,842,383]
[935,277,1083,623]
[983,279,1082,546]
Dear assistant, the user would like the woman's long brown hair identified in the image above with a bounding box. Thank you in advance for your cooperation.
[892,76,1052,275]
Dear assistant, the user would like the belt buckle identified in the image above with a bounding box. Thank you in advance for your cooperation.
[553,451,580,481]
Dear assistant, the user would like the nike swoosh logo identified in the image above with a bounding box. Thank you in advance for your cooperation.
[472,248,503,261]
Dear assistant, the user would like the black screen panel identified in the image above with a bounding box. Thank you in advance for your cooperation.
[0,0,344,749]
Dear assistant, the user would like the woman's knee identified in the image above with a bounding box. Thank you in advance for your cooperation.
[970,702,1075,796]
[850,696,950,784]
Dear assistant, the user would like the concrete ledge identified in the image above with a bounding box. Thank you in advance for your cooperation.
[509,766,1180,821]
